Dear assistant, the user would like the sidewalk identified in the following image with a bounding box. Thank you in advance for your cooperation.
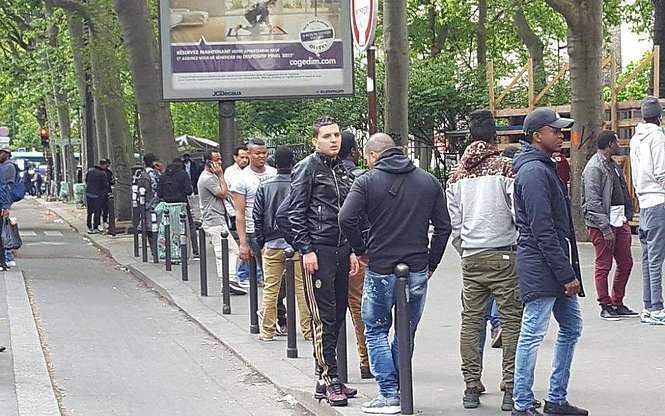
[39,199,665,416]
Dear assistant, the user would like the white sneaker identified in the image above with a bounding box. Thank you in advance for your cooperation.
[641,309,665,325]
[6,261,16,267]
[238,280,250,288]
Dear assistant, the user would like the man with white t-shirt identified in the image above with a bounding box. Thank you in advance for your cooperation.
[232,139,277,286]
[224,145,250,280]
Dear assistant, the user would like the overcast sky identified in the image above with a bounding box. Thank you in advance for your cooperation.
[622,22,651,68]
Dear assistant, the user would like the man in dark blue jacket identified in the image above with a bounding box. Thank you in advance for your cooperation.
[339,133,451,414]
[511,108,587,416]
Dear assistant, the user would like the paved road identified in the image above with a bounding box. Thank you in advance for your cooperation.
[11,200,311,416]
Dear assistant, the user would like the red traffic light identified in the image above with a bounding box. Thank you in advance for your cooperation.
[39,128,49,147]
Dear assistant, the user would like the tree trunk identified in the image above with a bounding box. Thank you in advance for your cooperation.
[86,0,133,221]
[476,0,488,68]
[383,0,409,146]
[67,13,96,172]
[654,0,665,97]
[112,0,178,162]
[546,0,604,241]
[514,1,546,91]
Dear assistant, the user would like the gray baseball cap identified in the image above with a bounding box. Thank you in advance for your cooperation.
[523,108,574,135]
[641,96,663,119]
[0,143,11,154]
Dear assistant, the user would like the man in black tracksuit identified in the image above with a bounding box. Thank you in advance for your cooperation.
[288,116,359,407]
[85,160,110,234]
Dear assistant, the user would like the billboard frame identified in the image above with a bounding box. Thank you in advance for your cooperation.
[158,0,355,102]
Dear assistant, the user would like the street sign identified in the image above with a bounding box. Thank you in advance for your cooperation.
[351,0,378,52]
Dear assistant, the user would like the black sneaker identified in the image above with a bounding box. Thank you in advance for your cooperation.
[314,380,326,400]
[360,366,374,379]
[543,401,588,415]
[463,384,481,409]
[326,381,348,407]
[502,390,514,411]
[512,408,543,416]
[228,281,248,295]
[614,304,639,318]
[0,346,6,352]
[600,304,621,321]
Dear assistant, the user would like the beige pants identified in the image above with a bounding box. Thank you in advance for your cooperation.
[348,261,369,368]
[261,247,311,339]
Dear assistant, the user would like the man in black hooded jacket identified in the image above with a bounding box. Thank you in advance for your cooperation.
[339,133,451,414]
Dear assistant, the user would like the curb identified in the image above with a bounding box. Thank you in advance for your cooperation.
[38,200,354,416]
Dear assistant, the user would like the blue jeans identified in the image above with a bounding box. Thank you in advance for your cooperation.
[513,296,583,411]
[638,204,665,311]
[5,249,14,262]
[362,268,429,399]
[479,298,501,359]
[238,235,264,284]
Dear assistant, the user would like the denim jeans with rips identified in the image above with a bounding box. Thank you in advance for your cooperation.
[513,295,583,411]
[362,268,428,399]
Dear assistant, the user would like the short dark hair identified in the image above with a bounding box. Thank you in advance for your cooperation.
[99,159,110,166]
[313,116,337,138]
[233,145,247,156]
[597,130,618,150]
[274,146,294,169]
[247,138,266,147]
[645,116,661,125]
[339,130,357,159]
[183,153,191,158]
[143,153,158,167]
[203,150,220,162]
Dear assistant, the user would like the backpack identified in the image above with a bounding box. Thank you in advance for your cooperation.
[133,169,157,208]
[158,172,184,203]
[10,163,24,202]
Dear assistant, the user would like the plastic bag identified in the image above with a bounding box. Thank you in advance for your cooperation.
[2,217,22,250]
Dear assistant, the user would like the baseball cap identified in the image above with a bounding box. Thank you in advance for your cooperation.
[0,143,11,154]
[641,96,663,119]
[523,108,574,135]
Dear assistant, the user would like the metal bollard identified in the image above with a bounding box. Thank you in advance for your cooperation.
[139,187,148,262]
[285,248,297,358]
[337,318,348,384]
[164,208,172,271]
[179,212,188,281]
[198,225,208,296]
[395,263,414,415]
[249,256,259,334]
[108,192,116,236]
[221,230,231,314]
[132,185,139,257]
[150,209,159,263]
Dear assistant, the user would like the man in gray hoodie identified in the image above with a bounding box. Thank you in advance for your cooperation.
[447,110,522,411]
[630,96,665,325]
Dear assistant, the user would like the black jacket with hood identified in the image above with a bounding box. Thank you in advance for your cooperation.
[513,144,584,303]
[157,163,193,203]
[339,148,452,275]
[85,166,109,197]
[253,171,291,248]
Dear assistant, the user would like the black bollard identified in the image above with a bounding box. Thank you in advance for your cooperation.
[179,212,188,281]
[150,209,159,263]
[132,185,139,257]
[249,256,259,334]
[337,318,348,384]
[198,225,208,296]
[221,230,231,314]
[164,208,172,271]
[395,263,414,415]
[107,192,116,236]
[139,187,148,262]
[285,248,298,358]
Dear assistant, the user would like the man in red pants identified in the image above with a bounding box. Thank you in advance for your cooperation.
[582,130,638,320]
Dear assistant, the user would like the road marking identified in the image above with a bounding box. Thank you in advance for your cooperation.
[43,231,63,237]
[21,231,37,237]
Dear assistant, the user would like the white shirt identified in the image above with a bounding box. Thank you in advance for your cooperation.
[230,166,277,234]
[223,163,245,217]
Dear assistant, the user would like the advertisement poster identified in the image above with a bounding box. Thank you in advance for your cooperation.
[160,0,354,101]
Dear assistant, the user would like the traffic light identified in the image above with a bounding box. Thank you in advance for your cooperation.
[39,128,49,147]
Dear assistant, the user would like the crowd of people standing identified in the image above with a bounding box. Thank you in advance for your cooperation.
[123,99,665,415]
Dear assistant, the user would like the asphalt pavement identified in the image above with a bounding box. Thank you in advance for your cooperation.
[31,198,665,416]
[3,199,311,416]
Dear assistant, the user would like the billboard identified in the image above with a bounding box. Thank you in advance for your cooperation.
[159,0,354,101]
